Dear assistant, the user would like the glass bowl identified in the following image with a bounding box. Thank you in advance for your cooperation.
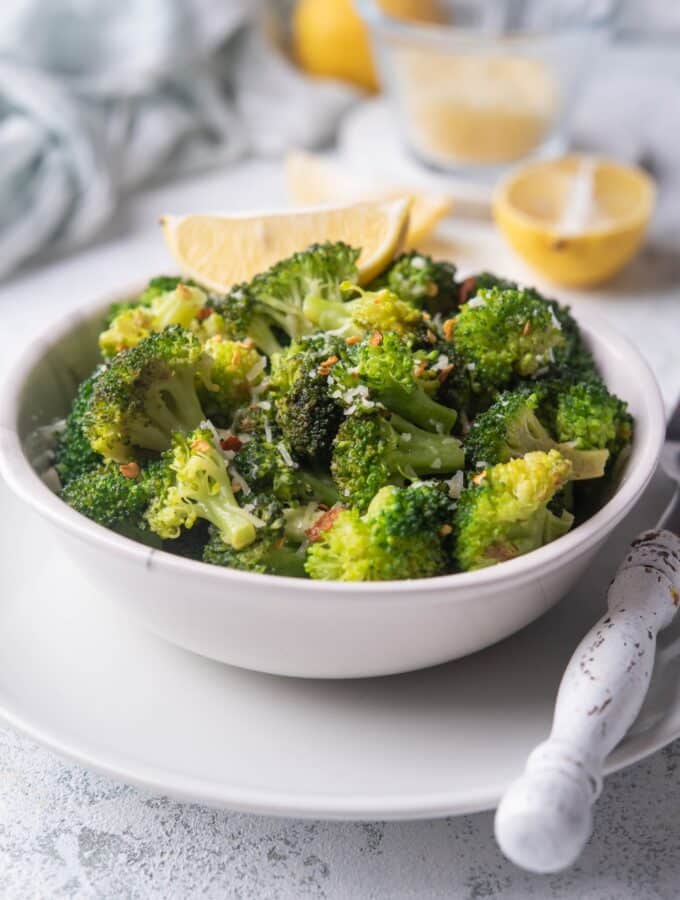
[355,0,620,176]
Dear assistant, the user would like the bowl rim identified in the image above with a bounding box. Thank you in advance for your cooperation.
[0,292,665,597]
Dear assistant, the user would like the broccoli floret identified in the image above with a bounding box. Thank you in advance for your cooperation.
[199,336,266,425]
[269,335,347,463]
[249,241,359,342]
[55,366,105,485]
[84,327,207,463]
[452,287,565,395]
[99,283,207,358]
[465,389,610,480]
[454,450,574,571]
[332,332,457,433]
[331,411,464,510]
[211,283,287,358]
[203,525,306,577]
[145,426,261,549]
[303,283,423,337]
[305,482,455,581]
[61,459,164,530]
[462,273,598,380]
[234,428,340,507]
[103,276,186,328]
[552,380,633,459]
[368,252,459,316]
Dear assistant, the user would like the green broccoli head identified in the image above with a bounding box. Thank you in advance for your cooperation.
[452,287,566,395]
[203,524,306,577]
[102,276,186,327]
[84,326,206,463]
[99,283,208,358]
[234,429,300,503]
[331,410,464,511]
[250,241,359,342]
[55,366,105,485]
[199,335,266,425]
[210,283,286,358]
[465,388,610,480]
[145,426,261,549]
[331,332,457,433]
[305,482,455,581]
[368,252,459,316]
[61,459,165,530]
[461,273,598,380]
[454,450,574,571]
[553,380,633,459]
[234,420,340,508]
[302,281,424,338]
[269,334,347,463]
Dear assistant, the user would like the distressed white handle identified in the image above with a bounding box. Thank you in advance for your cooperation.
[495,529,680,873]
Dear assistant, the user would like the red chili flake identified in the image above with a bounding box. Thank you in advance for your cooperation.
[369,332,383,347]
[459,276,477,305]
[437,365,454,383]
[118,461,140,479]
[220,435,243,452]
[196,307,212,321]
[319,355,339,368]
[305,506,343,542]
[345,335,360,346]
[443,318,456,341]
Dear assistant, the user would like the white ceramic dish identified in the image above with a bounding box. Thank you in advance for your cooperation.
[0,473,679,819]
[0,297,665,679]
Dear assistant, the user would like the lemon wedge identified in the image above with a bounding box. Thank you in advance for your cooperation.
[493,155,655,288]
[160,199,410,293]
[284,150,453,247]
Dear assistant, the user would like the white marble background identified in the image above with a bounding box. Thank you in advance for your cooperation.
[1,727,678,900]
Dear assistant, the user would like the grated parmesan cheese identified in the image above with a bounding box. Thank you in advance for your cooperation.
[246,356,267,382]
[277,441,296,468]
[445,470,465,499]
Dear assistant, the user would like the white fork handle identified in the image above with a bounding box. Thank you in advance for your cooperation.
[495,529,680,873]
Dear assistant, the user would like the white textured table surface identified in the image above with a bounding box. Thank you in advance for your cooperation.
[0,161,679,899]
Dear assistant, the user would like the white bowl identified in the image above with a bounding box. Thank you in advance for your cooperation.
[0,298,665,678]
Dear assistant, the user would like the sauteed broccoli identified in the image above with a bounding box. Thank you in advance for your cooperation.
[55,242,633,579]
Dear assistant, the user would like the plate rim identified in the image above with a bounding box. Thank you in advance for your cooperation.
[0,675,678,821]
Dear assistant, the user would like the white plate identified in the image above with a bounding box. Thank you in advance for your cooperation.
[1,472,679,821]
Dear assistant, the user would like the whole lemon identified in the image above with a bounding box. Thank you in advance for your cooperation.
[292,0,444,93]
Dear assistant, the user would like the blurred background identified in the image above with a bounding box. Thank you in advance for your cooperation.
[0,0,679,403]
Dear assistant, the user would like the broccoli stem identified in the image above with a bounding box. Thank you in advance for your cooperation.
[263,547,307,578]
[198,498,257,550]
[505,407,609,480]
[302,295,350,331]
[374,384,457,434]
[554,446,609,480]
[387,416,464,476]
[138,371,204,449]
[294,470,341,506]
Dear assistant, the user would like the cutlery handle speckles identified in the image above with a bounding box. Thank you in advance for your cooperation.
[494,529,680,874]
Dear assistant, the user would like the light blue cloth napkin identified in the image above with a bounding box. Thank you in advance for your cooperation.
[0,0,355,278]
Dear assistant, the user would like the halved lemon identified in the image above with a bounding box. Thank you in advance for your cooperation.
[285,150,453,248]
[160,199,410,293]
[493,155,655,288]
